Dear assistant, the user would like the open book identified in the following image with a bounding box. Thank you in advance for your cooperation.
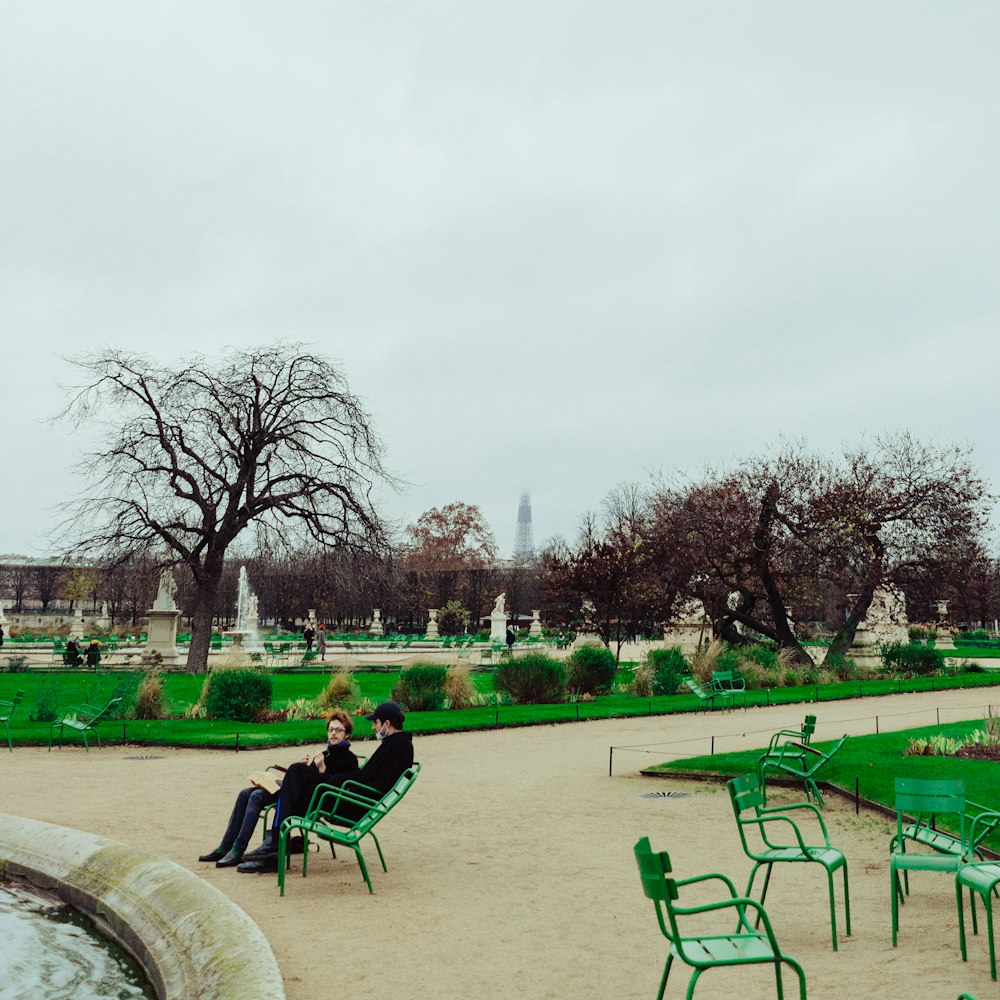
[248,769,284,795]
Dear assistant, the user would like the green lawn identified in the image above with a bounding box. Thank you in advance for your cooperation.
[4,667,1000,749]
[648,721,1000,847]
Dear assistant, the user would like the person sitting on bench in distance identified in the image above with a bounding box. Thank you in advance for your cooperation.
[237,701,414,873]
[199,709,359,869]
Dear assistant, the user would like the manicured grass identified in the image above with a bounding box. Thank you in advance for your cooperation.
[4,667,1000,749]
[649,721,1000,848]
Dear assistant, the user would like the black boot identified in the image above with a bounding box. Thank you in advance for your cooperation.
[198,846,229,863]
[242,834,277,860]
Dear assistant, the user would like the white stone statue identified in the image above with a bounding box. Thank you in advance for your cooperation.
[152,569,178,611]
[493,593,506,616]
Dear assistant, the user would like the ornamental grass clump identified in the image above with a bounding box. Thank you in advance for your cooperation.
[690,639,724,683]
[317,667,360,708]
[445,665,476,709]
[134,673,166,720]
[494,653,566,704]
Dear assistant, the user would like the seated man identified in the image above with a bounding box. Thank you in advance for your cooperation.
[238,701,415,873]
[198,709,358,869]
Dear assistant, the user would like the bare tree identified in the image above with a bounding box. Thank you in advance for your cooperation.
[57,344,394,670]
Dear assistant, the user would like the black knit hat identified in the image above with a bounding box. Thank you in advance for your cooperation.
[365,701,405,728]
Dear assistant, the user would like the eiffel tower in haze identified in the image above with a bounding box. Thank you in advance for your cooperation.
[513,492,535,562]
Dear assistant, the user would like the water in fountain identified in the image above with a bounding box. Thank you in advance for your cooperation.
[232,566,264,652]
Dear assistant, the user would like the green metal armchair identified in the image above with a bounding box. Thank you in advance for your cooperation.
[758,733,848,808]
[890,777,969,947]
[0,690,24,751]
[728,772,850,950]
[956,809,1000,979]
[633,835,806,1000]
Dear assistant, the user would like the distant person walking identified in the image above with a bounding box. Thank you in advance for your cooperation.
[506,627,516,652]
[317,623,327,661]
[303,624,316,652]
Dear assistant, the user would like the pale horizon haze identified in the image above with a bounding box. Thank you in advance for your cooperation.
[3,2,999,558]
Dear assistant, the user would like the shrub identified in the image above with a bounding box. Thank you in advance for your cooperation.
[823,653,856,681]
[494,653,566,704]
[134,673,166,720]
[203,669,273,721]
[4,655,28,673]
[29,678,60,722]
[391,664,448,711]
[960,629,990,641]
[445,666,476,709]
[96,675,141,719]
[438,601,470,637]
[880,642,945,678]
[317,668,360,708]
[566,643,617,695]
[643,647,688,696]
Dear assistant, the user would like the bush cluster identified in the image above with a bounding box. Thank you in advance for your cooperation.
[566,643,617,695]
[391,665,448,711]
[881,642,945,678]
[643,647,687,696]
[204,669,273,721]
[494,653,566,704]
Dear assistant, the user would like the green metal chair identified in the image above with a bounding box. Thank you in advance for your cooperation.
[682,676,732,711]
[728,772,850,950]
[956,810,1000,979]
[757,715,817,782]
[891,777,969,946]
[48,697,123,751]
[277,764,421,895]
[758,734,848,808]
[632,835,807,1000]
[0,690,24,751]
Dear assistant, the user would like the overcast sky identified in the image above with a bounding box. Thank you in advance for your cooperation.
[3,2,999,558]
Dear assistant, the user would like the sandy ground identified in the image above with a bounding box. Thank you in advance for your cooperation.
[3,686,1000,999]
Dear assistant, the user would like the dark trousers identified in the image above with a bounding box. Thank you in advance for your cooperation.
[220,786,277,853]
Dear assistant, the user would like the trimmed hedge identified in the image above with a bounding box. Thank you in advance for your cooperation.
[495,653,566,704]
[204,669,272,721]
[566,643,617,695]
[391,664,448,712]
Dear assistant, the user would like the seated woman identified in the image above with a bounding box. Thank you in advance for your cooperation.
[198,708,358,868]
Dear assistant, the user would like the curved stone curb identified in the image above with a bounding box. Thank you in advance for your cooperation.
[0,813,285,1000]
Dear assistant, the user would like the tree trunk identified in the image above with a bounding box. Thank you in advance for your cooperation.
[823,538,884,661]
[187,558,224,672]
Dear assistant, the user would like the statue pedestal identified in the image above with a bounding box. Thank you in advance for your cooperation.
[426,609,440,640]
[369,609,384,636]
[146,608,182,666]
[528,610,542,637]
[69,610,85,640]
[490,611,507,645]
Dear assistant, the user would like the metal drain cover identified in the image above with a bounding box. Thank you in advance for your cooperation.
[639,790,690,799]
[123,755,165,760]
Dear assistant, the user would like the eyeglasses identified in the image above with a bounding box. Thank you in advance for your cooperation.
[327,725,347,733]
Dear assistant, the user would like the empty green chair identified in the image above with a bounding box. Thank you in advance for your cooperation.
[728,772,850,950]
[758,733,847,808]
[956,809,1000,979]
[0,690,24,751]
[891,777,969,947]
[757,715,817,781]
[633,835,806,1000]
[48,697,123,751]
